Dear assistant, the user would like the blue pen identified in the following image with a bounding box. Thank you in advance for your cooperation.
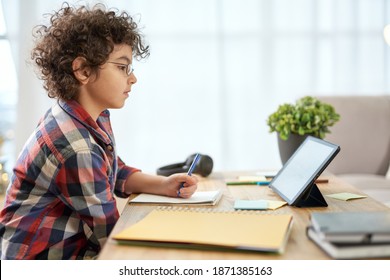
[256,181,270,186]
[226,181,270,186]
[177,153,201,197]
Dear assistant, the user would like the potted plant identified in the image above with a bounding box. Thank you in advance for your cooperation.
[267,96,340,164]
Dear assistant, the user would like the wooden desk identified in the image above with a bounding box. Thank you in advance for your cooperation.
[98,171,390,260]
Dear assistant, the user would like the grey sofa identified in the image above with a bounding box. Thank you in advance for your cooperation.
[319,95,390,207]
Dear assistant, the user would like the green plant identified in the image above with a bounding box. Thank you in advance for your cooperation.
[267,96,340,140]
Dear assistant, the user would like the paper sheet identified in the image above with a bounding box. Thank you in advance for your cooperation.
[325,192,367,201]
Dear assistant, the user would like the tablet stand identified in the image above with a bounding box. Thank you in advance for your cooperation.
[295,184,328,207]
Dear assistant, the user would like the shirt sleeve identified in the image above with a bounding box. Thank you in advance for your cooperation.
[54,150,119,251]
[113,156,141,198]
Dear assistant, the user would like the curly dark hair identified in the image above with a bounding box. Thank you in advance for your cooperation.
[31,2,150,100]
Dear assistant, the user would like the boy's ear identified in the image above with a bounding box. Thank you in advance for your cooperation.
[72,57,91,84]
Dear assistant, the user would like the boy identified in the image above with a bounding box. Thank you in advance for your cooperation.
[0,3,198,260]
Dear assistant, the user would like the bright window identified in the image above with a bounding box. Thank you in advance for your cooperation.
[0,0,17,171]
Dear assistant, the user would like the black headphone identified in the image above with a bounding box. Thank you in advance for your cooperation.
[156,154,213,177]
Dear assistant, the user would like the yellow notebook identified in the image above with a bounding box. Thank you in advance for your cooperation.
[113,208,293,253]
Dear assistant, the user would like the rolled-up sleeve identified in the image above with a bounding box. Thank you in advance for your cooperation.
[114,156,141,198]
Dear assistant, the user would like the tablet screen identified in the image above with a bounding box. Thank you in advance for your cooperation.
[269,136,340,205]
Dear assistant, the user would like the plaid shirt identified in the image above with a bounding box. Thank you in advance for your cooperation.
[0,99,139,259]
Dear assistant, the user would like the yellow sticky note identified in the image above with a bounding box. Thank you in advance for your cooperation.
[267,200,288,210]
[238,175,267,181]
[325,192,367,201]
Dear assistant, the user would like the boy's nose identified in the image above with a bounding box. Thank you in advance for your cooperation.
[128,73,137,85]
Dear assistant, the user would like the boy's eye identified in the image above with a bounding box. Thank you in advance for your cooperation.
[118,66,127,72]
[107,61,133,76]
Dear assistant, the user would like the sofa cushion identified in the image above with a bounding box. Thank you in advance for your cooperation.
[337,174,390,206]
[320,96,390,176]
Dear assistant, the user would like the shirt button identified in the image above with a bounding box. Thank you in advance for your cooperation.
[107,145,113,151]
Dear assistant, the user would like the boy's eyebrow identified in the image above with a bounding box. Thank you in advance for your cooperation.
[113,56,132,64]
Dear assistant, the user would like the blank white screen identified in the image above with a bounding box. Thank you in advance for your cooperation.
[271,138,335,203]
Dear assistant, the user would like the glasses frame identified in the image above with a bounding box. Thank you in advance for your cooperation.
[107,61,134,76]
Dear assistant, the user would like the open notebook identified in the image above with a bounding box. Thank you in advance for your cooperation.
[113,207,293,253]
[129,189,222,206]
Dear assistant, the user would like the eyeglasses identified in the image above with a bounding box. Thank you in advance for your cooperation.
[107,61,134,76]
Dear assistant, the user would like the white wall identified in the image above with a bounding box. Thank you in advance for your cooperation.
[3,0,390,174]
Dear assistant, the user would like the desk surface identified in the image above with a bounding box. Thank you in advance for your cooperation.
[98,171,390,260]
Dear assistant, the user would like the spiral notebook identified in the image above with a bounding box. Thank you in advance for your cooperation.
[129,190,222,206]
[113,207,293,253]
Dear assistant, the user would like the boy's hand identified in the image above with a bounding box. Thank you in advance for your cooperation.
[163,173,198,198]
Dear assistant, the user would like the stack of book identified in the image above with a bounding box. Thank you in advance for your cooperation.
[307,211,390,259]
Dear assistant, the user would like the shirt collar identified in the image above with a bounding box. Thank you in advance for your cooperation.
[58,99,112,145]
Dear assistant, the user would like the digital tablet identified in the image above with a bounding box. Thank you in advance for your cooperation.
[269,136,340,207]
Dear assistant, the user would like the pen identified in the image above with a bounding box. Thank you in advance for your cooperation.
[177,153,202,197]
[264,178,329,183]
[226,181,270,186]
[226,179,328,186]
